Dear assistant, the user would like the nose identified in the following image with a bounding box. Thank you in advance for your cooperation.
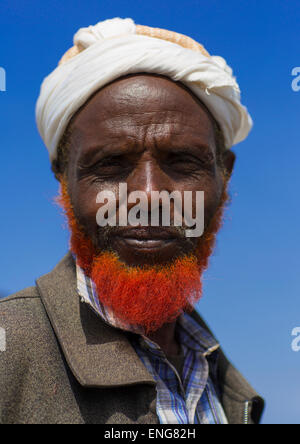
[125,158,172,211]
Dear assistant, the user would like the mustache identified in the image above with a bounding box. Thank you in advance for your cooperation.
[96,224,189,248]
[99,224,187,238]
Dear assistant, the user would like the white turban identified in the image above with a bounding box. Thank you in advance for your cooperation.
[36,18,253,162]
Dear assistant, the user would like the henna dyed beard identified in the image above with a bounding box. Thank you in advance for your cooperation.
[57,180,229,334]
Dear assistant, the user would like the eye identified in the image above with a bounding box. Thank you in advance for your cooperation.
[173,153,196,163]
[91,154,134,179]
[97,155,124,167]
[167,152,201,168]
[163,150,216,176]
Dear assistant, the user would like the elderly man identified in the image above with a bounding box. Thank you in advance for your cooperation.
[0,18,264,424]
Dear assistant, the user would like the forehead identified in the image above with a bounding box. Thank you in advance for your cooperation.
[69,74,216,154]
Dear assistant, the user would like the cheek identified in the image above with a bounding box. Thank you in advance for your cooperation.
[185,174,224,227]
[70,179,118,238]
[203,187,223,228]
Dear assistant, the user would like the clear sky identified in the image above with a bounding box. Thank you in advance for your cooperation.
[0,0,299,424]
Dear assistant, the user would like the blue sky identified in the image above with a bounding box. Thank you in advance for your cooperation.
[0,0,299,424]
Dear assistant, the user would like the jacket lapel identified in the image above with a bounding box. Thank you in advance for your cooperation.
[36,252,156,389]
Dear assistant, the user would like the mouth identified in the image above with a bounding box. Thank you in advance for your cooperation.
[112,227,182,252]
[119,237,177,250]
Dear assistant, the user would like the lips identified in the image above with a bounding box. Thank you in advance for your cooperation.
[120,238,176,250]
[112,226,182,251]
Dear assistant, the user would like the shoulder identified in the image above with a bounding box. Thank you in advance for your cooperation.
[0,287,46,337]
[0,285,59,365]
[0,253,74,333]
[0,280,73,424]
[0,286,40,305]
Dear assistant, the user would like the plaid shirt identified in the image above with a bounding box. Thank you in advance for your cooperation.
[76,261,228,424]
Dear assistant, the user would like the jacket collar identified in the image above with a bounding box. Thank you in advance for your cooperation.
[36,252,264,423]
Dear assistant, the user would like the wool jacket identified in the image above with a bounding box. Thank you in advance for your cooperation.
[0,253,264,424]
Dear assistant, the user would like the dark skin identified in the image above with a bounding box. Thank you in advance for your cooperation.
[65,74,235,356]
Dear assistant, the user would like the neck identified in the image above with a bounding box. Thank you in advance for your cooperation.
[147,320,180,356]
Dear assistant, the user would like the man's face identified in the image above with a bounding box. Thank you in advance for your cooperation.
[66,74,227,267]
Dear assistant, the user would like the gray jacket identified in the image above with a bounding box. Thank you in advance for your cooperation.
[0,253,264,424]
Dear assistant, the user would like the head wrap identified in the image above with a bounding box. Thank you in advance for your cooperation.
[36,17,253,162]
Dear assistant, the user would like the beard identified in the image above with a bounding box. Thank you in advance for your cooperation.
[57,180,229,334]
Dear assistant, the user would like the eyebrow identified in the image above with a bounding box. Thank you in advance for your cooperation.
[154,135,216,160]
[77,138,139,168]
[77,132,216,168]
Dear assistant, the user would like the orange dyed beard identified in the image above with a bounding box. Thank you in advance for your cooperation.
[57,180,228,334]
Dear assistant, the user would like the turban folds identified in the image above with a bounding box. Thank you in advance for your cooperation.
[36,18,253,162]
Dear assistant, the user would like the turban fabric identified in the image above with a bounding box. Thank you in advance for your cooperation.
[36,18,253,162]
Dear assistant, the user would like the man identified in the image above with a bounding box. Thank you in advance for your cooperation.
[0,18,264,424]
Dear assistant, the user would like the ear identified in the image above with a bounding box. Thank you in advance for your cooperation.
[221,149,236,178]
